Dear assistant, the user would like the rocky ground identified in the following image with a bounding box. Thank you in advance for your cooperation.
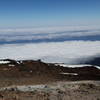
[0,59,100,100]
[0,81,100,100]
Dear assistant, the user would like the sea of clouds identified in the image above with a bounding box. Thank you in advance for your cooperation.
[0,25,100,44]
[0,25,100,64]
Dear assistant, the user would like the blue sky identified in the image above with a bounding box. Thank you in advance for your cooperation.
[0,0,100,28]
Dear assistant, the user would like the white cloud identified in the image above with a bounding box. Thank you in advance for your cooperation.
[0,25,100,64]
[0,25,100,42]
[0,25,100,33]
[0,41,100,64]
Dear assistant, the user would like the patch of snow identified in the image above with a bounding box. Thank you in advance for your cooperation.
[60,72,78,76]
[95,66,100,69]
[55,64,100,69]
[8,64,15,67]
[0,61,10,64]
[17,61,23,64]
[55,64,92,67]
[64,64,92,68]
[17,61,20,64]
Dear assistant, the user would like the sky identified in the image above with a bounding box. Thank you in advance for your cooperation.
[0,0,100,64]
[0,0,100,27]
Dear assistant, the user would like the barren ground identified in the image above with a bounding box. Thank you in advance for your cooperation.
[0,59,100,100]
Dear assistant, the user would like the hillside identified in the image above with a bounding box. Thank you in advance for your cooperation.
[0,59,100,87]
[0,59,100,100]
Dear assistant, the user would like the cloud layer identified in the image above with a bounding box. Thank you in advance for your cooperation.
[0,41,100,64]
[0,26,100,44]
[0,25,100,64]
